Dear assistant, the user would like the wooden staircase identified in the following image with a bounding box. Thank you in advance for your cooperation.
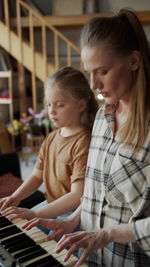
[0,0,81,111]
[1,0,149,113]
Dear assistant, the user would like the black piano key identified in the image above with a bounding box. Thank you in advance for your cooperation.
[40,263,62,267]
[14,245,43,259]
[0,226,21,239]
[1,233,27,246]
[0,215,63,267]
[0,215,7,221]
[18,248,47,263]
[39,262,63,267]
[0,220,13,228]
[0,216,11,223]
[24,255,63,267]
[4,234,32,249]
[0,225,20,234]
[11,244,37,256]
[12,262,17,267]
[40,260,63,267]
[8,239,36,253]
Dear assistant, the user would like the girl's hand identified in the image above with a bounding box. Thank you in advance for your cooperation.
[0,196,20,211]
[1,206,36,220]
[55,229,110,267]
[22,217,76,241]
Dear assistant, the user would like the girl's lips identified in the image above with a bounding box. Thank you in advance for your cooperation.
[51,117,58,122]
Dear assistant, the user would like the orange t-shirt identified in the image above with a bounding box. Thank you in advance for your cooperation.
[35,129,91,202]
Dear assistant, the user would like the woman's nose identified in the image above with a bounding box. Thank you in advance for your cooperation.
[90,73,103,91]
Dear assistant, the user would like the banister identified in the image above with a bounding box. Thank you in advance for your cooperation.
[1,0,81,111]
[19,0,81,54]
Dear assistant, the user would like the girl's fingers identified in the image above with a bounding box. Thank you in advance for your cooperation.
[0,200,9,210]
[2,206,22,215]
[1,208,15,216]
[9,214,20,220]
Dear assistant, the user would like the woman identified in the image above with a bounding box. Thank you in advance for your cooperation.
[22,9,150,267]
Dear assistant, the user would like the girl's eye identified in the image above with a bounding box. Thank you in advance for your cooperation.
[47,103,51,108]
[57,103,65,107]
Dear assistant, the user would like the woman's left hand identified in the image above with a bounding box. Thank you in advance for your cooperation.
[55,229,110,267]
[1,206,36,220]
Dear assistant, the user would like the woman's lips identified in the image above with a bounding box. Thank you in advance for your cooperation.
[100,92,109,97]
[101,93,108,97]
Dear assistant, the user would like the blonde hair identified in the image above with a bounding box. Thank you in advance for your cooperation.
[81,9,150,149]
[45,66,98,130]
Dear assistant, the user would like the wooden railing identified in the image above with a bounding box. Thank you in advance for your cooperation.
[2,0,81,111]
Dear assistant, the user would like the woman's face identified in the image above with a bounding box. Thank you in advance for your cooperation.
[81,45,135,105]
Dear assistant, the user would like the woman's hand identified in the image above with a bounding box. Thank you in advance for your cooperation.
[1,206,36,220]
[55,229,110,267]
[22,217,76,241]
[0,196,20,211]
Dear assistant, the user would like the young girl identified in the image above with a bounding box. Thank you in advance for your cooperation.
[0,67,98,234]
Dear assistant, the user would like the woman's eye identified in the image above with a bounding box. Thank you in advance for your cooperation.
[101,70,108,75]
[95,69,108,77]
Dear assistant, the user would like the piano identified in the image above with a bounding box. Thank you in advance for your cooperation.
[0,214,88,267]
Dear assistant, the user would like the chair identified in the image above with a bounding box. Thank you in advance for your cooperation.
[0,152,45,209]
[22,133,44,166]
[0,122,13,153]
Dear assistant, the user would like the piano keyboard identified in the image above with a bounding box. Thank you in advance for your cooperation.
[0,214,88,267]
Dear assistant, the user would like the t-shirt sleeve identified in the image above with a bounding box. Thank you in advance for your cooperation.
[70,134,91,184]
[34,137,47,171]
[34,131,56,171]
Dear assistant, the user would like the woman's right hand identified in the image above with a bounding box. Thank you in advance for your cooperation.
[0,195,20,211]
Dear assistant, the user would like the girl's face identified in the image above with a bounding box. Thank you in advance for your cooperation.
[45,81,83,129]
[81,45,135,105]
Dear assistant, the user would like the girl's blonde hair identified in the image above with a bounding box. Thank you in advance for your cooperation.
[45,66,98,130]
[80,9,150,150]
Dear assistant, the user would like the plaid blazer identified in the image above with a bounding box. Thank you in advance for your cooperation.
[80,104,150,267]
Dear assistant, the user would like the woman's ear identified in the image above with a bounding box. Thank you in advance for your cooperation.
[130,50,141,71]
[78,99,86,113]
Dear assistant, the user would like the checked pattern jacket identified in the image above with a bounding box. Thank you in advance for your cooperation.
[80,104,150,267]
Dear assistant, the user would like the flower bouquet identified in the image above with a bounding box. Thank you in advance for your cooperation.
[7,119,28,136]
[8,107,51,136]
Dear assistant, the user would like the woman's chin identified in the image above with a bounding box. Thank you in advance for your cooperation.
[105,97,117,105]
